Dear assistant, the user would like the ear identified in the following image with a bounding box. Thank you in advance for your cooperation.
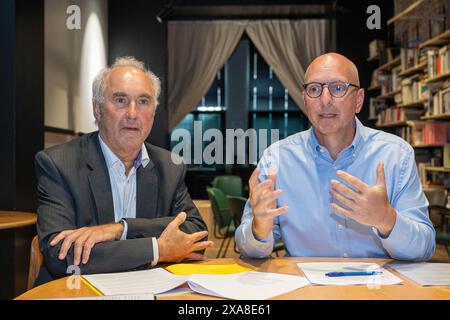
[355,88,365,114]
[93,101,102,121]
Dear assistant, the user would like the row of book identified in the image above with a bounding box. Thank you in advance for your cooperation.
[377,107,423,124]
[398,122,448,146]
[401,75,429,105]
[423,86,450,117]
[426,45,450,79]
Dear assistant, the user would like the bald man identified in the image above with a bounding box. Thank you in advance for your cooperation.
[235,53,435,261]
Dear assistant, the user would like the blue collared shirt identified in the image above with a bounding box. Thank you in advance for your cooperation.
[235,117,435,261]
[99,135,159,266]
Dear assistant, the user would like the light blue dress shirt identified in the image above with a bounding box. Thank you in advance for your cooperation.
[235,117,436,261]
[98,135,159,265]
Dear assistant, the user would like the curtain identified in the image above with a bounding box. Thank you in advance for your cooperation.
[167,19,328,129]
[246,20,328,113]
[168,21,246,129]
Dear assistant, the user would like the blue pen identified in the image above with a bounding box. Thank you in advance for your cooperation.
[325,271,382,277]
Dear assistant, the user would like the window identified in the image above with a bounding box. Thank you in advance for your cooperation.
[249,42,309,142]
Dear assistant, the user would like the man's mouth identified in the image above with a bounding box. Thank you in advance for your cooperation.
[123,127,140,131]
[319,113,338,119]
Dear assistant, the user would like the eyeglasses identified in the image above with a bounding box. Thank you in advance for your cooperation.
[303,81,360,98]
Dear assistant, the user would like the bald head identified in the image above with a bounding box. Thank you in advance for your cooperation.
[305,53,360,86]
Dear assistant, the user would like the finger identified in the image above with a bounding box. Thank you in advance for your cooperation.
[331,179,362,202]
[255,189,283,208]
[249,167,260,190]
[336,170,369,193]
[170,212,187,229]
[191,240,214,252]
[267,167,278,185]
[258,206,288,219]
[58,232,79,260]
[82,239,96,265]
[184,253,208,261]
[50,230,71,246]
[331,203,353,219]
[331,189,356,211]
[189,230,209,243]
[376,161,386,186]
[73,232,91,266]
[251,179,274,198]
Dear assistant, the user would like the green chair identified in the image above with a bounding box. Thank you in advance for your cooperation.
[436,231,450,258]
[212,175,243,197]
[206,187,235,258]
[227,195,285,257]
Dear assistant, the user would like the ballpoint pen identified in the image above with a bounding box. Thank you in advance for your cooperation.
[325,271,382,277]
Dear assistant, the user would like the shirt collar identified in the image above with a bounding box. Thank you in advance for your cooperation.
[98,134,150,170]
[308,116,367,158]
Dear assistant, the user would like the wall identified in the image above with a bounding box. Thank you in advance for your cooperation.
[108,0,168,148]
[45,0,108,133]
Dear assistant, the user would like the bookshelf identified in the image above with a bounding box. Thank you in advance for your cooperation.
[370,0,450,196]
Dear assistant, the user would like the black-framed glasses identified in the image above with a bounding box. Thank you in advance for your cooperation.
[303,81,360,98]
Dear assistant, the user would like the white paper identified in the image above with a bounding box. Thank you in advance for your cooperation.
[42,293,154,300]
[388,262,450,286]
[297,262,403,286]
[83,268,188,296]
[83,268,310,300]
[186,271,310,300]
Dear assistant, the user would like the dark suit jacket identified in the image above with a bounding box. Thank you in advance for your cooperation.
[34,132,207,285]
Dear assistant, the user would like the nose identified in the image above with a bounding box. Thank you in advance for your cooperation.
[320,85,333,106]
[126,101,137,119]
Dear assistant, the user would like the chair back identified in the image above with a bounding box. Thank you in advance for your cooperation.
[206,187,233,228]
[227,196,247,227]
[27,235,43,290]
[212,175,243,197]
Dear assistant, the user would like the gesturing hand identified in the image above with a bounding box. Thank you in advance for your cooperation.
[330,161,396,237]
[50,223,124,266]
[249,167,288,240]
[157,212,214,263]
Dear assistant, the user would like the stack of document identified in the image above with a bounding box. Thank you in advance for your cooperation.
[82,267,310,300]
[297,262,403,286]
[388,262,450,286]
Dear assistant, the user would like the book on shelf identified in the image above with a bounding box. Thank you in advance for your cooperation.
[400,40,420,72]
[378,107,423,124]
[422,122,448,145]
[401,75,428,105]
[426,86,450,117]
[425,45,450,80]
[369,39,385,60]
[444,143,450,168]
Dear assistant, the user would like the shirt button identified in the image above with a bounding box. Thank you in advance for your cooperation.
[338,224,343,230]
[343,253,348,258]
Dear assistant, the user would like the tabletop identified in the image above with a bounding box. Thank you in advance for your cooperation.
[0,211,37,230]
[15,257,450,300]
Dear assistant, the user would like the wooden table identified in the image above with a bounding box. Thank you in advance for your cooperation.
[0,211,36,230]
[0,211,37,299]
[15,257,450,300]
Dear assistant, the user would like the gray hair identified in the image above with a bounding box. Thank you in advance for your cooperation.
[92,56,161,114]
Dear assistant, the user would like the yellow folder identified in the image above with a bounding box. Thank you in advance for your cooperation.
[166,263,252,276]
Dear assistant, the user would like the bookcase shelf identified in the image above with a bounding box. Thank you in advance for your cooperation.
[375,121,409,128]
[396,99,428,108]
[421,113,450,120]
[398,61,427,77]
[376,57,401,73]
[387,0,427,25]
[425,166,450,173]
[412,144,444,148]
[377,89,402,99]
[419,29,450,49]
[426,72,450,84]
